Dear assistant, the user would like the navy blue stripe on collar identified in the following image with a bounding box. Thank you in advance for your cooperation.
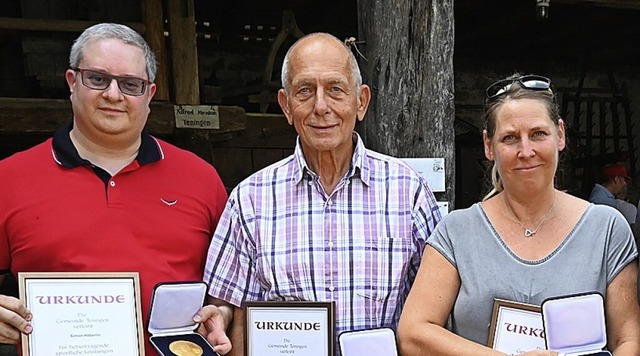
[52,120,162,168]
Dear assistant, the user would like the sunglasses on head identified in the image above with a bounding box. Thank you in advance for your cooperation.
[485,75,551,100]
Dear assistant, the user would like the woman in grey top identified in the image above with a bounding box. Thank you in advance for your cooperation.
[397,74,640,355]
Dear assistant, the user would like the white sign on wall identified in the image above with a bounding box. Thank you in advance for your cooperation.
[400,158,448,217]
[436,201,449,217]
[400,158,445,192]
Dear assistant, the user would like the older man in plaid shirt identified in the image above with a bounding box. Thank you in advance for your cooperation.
[196,32,441,356]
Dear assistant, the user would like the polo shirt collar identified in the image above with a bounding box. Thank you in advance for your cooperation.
[292,132,370,186]
[51,120,163,168]
[595,183,615,199]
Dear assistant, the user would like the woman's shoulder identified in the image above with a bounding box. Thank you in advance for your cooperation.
[553,191,589,216]
[584,201,629,222]
[564,192,623,218]
[561,193,630,232]
[439,203,485,226]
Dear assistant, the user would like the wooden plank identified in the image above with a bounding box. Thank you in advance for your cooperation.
[0,98,246,135]
[252,148,289,171]
[211,146,295,191]
[0,98,74,133]
[554,0,640,9]
[211,113,297,149]
[211,146,254,190]
[165,0,199,104]
[141,0,170,102]
[0,17,145,33]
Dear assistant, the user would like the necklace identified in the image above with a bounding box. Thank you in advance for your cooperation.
[503,192,557,237]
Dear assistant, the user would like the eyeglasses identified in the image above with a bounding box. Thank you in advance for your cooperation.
[485,75,551,100]
[73,68,150,96]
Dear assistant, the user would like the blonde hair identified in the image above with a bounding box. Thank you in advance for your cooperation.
[482,73,560,201]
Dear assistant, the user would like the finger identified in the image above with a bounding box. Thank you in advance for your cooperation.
[0,323,21,344]
[193,305,220,323]
[212,344,232,355]
[204,325,231,347]
[0,300,31,344]
[0,310,32,336]
[210,333,232,355]
[0,296,32,335]
[0,295,32,321]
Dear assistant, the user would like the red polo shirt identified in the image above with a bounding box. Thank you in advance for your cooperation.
[0,122,228,354]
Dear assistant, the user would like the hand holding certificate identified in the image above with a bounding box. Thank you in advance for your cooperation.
[18,272,144,356]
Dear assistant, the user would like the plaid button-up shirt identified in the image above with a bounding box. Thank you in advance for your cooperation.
[204,134,441,355]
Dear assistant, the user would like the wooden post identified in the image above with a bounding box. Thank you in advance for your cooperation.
[165,0,199,105]
[164,0,213,162]
[357,0,456,207]
[141,0,169,101]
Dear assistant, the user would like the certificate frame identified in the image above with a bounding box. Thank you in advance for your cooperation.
[244,301,335,356]
[18,272,145,356]
[487,298,545,354]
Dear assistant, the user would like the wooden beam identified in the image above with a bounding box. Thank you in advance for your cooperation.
[0,98,246,135]
[554,0,640,9]
[0,17,145,33]
[213,114,297,149]
[358,0,456,207]
[165,0,200,105]
[142,0,170,102]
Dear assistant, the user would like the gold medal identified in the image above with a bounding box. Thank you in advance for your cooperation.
[168,340,204,356]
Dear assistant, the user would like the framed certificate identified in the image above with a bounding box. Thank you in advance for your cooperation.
[244,301,335,356]
[487,298,545,354]
[18,272,144,356]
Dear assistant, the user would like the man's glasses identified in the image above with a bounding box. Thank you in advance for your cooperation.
[485,75,551,100]
[73,68,150,96]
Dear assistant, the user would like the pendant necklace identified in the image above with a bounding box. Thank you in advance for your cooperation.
[503,192,557,237]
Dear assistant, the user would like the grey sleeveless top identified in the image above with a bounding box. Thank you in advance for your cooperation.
[429,203,638,345]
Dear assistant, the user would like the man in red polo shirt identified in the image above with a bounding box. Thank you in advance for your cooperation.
[0,23,228,354]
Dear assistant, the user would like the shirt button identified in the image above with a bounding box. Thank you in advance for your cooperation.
[329,286,335,292]
[109,181,116,187]
[327,200,333,206]
[328,241,334,247]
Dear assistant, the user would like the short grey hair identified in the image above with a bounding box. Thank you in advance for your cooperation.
[280,33,362,94]
[69,23,157,82]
